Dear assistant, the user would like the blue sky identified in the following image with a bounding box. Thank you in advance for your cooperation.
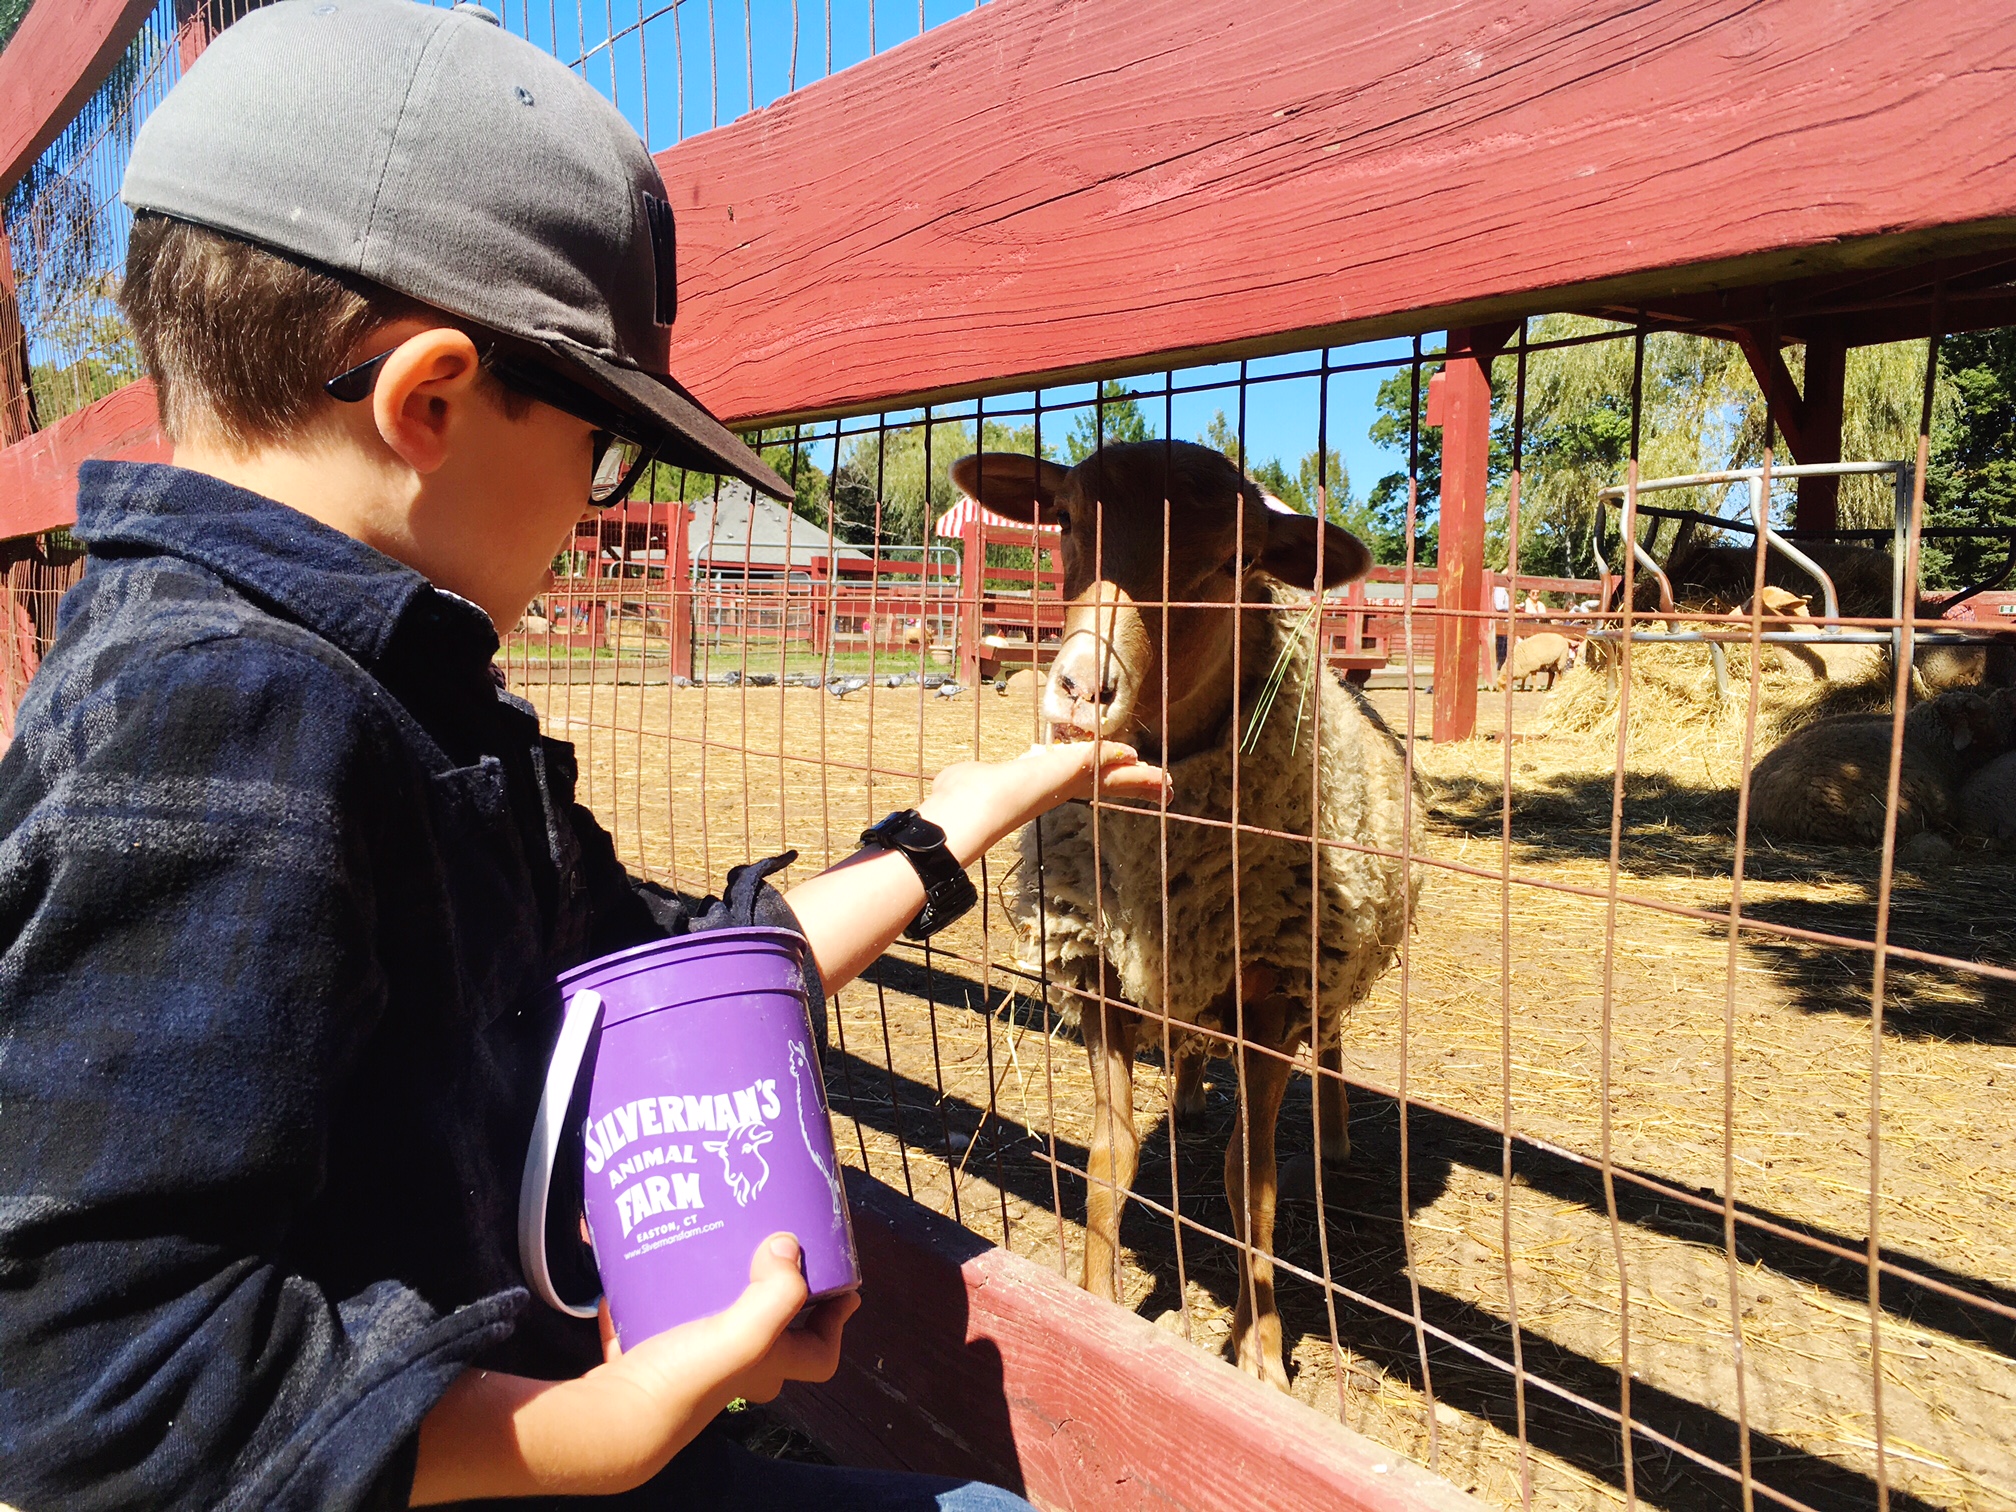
[29,0,1422,497]
[489,0,1423,499]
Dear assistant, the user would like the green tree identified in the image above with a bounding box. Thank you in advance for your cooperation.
[1064,380,1153,462]
[27,303,140,423]
[811,414,1049,549]
[1923,328,2016,590]
[1364,361,1444,566]
[1201,409,1243,469]
[0,0,32,53]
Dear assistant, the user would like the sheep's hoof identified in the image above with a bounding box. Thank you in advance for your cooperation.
[1231,1337,1293,1393]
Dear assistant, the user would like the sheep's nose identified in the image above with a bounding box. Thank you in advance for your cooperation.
[1057,670,1116,707]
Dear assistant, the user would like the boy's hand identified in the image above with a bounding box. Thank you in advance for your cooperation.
[921,740,1171,860]
[782,741,1169,995]
[410,1234,857,1504]
[596,1232,857,1408]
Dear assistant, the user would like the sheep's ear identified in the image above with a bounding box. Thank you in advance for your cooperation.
[1257,509,1371,589]
[950,453,1070,525]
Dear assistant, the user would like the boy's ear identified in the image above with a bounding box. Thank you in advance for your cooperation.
[1257,509,1371,589]
[370,328,487,476]
[950,452,1071,525]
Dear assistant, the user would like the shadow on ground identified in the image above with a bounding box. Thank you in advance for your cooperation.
[830,996,2002,1512]
[1426,766,2016,1043]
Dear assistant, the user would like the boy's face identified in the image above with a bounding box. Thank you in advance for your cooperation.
[333,320,613,628]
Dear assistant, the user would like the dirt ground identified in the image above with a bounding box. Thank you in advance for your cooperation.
[515,660,2016,1512]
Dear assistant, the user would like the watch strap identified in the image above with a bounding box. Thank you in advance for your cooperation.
[860,809,979,940]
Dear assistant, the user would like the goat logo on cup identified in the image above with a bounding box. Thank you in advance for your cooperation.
[703,1122,774,1206]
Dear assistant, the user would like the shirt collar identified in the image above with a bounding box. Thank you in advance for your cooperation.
[75,461,498,668]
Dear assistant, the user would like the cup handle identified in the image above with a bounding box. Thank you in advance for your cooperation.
[518,987,603,1319]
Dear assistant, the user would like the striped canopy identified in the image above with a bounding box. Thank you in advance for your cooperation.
[933,499,1061,539]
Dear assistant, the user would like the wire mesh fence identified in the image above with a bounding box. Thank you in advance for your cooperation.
[492,323,2016,1512]
[6,3,2016,1511]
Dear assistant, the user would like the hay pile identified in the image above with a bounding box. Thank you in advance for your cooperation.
[1412,642,1896,846]
[1537,641,1893,760]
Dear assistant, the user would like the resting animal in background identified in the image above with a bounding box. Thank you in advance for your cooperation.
[1748,688,2016,844]
[1911,632,2016,696]
[1743,585,2016,691]
[952,441,1419,1391]
[1961,751,2016,842]
[1495,632,1573,691]
[1636,538,1898,618]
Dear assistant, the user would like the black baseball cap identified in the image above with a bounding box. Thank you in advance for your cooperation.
[121,0,790,501]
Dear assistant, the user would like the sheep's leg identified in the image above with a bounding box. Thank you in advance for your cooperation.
[1227,1002,1295,1391]
[1315,1035,1351,1166]
[1080,978,1141,1304]
[1171,1039,1208,1123]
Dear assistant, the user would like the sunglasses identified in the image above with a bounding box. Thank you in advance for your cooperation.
[324,345,654,507]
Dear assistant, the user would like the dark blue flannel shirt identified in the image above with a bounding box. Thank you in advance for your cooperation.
[0,462,814,1510]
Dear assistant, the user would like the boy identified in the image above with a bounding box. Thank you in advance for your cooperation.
[0,3,1164,1507]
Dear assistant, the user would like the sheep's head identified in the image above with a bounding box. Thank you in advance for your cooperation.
[951,441,1368,758]
[1745,586,1811,619]
[1909,687,2016,764]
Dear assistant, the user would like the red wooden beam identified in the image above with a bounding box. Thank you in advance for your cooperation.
[1792,331,1846,532]
[1432,325,1512,744]
[0,0,160,194]
[780,1171,1484,1512]
[655,0,2016,428]
[0,381,168,540]
[1731,332,1814,462]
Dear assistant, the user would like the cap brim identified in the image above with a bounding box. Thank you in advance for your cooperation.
[540,341,792,502]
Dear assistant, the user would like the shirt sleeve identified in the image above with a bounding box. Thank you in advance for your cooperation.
[0,634,520,1512]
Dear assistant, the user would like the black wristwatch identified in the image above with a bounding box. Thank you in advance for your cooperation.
[859,809,978,940]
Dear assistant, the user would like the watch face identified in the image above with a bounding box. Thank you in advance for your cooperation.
[892,812,947,851]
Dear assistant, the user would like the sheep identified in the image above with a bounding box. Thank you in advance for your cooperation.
[1913,635,2016,695]
[1960,751,2016,842]
[1741,584,2016,691]
[1639,538,1898,618]
[516,612,552,636]
[952,441,1419,1391]
[1495,631,1573,691]
[1748,688,2016,845]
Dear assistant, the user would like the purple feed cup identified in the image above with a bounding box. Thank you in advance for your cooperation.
[518,928,858,1346]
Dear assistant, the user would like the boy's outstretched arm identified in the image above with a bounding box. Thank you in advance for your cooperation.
[784,741,1168,993]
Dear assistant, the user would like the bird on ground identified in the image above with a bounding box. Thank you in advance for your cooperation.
[828,676,869,699]
[934,682,964,699]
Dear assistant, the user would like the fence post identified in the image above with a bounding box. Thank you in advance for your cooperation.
[668,501,694,679]
[959,519,985,687]
[0,228,34,447]
[1431,324,1512,743]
